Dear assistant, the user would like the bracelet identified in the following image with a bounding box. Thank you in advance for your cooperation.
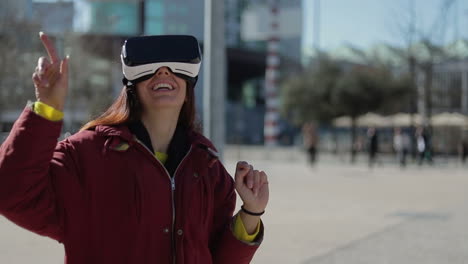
[241,205,265,216]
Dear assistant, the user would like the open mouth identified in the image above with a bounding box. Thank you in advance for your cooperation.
[151,83,174,91]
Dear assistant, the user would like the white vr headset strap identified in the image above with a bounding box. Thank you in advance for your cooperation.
[121,56,200,81]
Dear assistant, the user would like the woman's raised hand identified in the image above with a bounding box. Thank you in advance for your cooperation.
[32,32,69,111]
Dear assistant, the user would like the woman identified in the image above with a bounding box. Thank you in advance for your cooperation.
[0,32,269,263]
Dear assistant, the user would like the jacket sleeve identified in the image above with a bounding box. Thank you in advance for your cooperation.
[209,161,264,264]
[0,106,77,242]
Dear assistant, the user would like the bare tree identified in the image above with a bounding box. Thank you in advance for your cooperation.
[390,0,457,158]
[392,0,456,124]
[0,12,41,130]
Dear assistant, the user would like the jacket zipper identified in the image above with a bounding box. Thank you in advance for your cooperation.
[134,138,192,264]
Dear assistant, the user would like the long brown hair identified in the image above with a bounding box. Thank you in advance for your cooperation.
[80,82,199,132]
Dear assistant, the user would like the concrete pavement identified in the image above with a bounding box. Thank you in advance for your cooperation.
[224,147,468,264]
[304,201,468,264]
[0,146,467,263]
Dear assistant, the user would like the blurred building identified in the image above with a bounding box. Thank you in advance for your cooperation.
[74,0,203,39]
[1,0,304,145]
[225,0,304,145]
[33,1,74,35]
[227,0,303,61]
[73,0,303,145]
[432,58,468,115]
[0,0,33,22]
[73,0,206,118]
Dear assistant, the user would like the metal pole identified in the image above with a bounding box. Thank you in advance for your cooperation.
[461,61,468,114]
[264,0,280,146]
[203,0,226,157]
[417,68,428,126]
[138,0,146,35]
[313,0,320,50]
[203,0,212,140]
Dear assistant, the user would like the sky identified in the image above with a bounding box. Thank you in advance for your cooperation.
[302,0,468,52]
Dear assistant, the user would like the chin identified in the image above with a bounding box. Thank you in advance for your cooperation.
[150,101,184,110]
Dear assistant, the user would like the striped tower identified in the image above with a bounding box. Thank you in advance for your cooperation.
[264,0,280,146]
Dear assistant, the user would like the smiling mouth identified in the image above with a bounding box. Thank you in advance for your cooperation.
[151,83,174,91]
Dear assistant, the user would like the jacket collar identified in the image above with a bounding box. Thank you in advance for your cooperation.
[93,123,217,151]
[94,124,135,142]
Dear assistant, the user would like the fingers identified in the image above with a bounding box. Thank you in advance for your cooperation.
[32,72,41,86]
[247,165,254,189]
[236,161,250,171]
[235,161,268,196]
[60,55,69,76]
[39,32,60,63]
[33,54,69,92]
[235,161,250,182]
[253,170,260,196]
[259,171,268,185]
[33,66,60,89]
[37,57,51,75]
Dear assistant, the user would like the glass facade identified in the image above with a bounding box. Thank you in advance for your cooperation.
[145,1,164,35]
[77,0,202,38]
[88,2,138,35]
[145,1,198,36]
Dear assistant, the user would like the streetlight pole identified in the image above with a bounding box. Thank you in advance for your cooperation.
[204,0,226,157]
[313,0,320,50]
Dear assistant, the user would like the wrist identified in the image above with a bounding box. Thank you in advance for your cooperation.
[37,99,64,112]
[241,202,265,212]
[241,204,265,216]
[238,211,261,235]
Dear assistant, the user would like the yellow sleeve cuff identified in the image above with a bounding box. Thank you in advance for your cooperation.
[233,213,260,242]
[33,101,64,121]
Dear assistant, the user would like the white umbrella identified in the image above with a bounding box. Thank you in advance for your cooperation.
[389,112,423,127]
[332,116,352,128]
[432,112,468,127]
[357,112,390,127]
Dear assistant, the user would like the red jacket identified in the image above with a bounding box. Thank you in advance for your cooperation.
[0,108,262,264]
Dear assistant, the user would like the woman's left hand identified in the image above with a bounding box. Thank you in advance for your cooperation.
[234,161,269,214]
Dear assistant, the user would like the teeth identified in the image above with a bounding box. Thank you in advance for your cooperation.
[152,83,173,91]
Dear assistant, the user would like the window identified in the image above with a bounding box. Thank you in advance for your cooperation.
[146,1,164,18]
[146,21,164,35]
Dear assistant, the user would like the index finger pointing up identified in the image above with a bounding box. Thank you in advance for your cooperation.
[39,32,60,63]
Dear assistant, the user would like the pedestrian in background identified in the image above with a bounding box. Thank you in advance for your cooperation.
[415,126,433,165]
[302,122,318,165]
[459,137,468,164]
[393,127,410,167]
[367,127,379,168]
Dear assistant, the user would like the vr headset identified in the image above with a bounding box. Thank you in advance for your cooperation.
[121,35,202,86]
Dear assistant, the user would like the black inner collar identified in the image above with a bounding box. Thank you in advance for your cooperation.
[128,120,190,176]
[128,121,154,153]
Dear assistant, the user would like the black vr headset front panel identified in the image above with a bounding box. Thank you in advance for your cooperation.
[123,35,201,66]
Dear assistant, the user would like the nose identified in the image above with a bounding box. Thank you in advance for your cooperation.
[156,66,171,77]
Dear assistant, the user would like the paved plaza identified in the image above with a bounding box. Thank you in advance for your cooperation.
[1,146,467,263]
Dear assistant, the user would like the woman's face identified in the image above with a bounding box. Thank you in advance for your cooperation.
[135,67,187,113]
